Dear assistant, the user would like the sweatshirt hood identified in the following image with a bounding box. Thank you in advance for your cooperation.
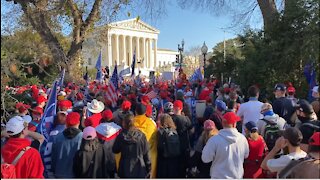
[219,128,242,144]
[1,138,31,163]
[96,122,121,138]
[123,129,143,144]
[263,114,280,124]
[63,127,82,139]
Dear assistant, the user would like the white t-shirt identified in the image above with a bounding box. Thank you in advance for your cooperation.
[267,151,307,173]
[237,100,263,134]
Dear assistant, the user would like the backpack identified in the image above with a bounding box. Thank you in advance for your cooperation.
[278,156,315,178]
[261,119,280,150]
[300,122,320,133]
[1,147,30,178]
[161,128,181,158]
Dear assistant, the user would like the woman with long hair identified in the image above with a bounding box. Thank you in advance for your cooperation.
[112,114,151,178]
[157,114,181,178]
[243,121,268,178]
[189,120,218,178]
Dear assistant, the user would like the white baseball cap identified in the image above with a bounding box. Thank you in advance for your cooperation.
[312,86,319,93]
[6,116,26,135]
[21,115,32,124]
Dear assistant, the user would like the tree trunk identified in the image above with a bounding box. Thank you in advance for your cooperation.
[257,0,279,30]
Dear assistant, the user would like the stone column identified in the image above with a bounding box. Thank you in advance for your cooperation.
[115,34,119,65]
[153,39,157,68]
[142,37,146,69]
[122,35,126,66]
[107,33,112,66]
[136,37,140,71]
[148,38,152,69]
[128,36,133,66]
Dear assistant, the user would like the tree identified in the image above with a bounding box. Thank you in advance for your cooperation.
[3,0,166,80]
[176,0,299,31]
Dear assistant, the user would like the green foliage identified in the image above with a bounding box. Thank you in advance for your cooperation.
[207,0,319,99]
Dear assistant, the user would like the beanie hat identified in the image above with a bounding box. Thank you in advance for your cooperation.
[102,109,113,121]
[66,112,80,126]
[121,100,132,111]
[174,100,183,110]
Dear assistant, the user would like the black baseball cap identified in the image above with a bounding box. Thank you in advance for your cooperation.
[274,83,286,91]
[295,99,314,115]
[280,127,303,146]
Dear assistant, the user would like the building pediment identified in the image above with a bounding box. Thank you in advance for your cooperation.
[109,18,160,34]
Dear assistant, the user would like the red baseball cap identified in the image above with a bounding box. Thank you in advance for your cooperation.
[174,100,183,110]
[32,106,44,115]
[102,109,113,120]
[37,95,47,104]
[309,132,320,146]
[66,112,80,126]
[76,92,84,100]
[287,86,296,93]
[121,100,132,111]
[18,104,31,113]
[223,112,240,125]
[58,100,73,109]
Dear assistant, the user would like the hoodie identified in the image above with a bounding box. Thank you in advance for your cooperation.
[133,115,158,178]
[51,127,83,178]
[257,114,287,136]
[1,138,44,178]
[112,129,151,178]
[202,128,249,179]
[96,122,122,170]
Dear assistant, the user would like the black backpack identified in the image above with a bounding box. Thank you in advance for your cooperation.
[278,156,314,178]
[261,119,281,150]
[161,128,181,158]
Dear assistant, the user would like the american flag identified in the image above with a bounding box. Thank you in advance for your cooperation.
[146,90,157,99]
[105,65,119,107]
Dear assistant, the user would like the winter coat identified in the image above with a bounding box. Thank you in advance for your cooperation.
[172,114,192,177]
[202,128,249,179]
[51,127,83,178]
[133,114,158,178]
[257,114,287,137]
[112,129,151,178]
[156,128,181,178]
[96,122,122,171]
[73,138,116,178]
[1,138,44,178]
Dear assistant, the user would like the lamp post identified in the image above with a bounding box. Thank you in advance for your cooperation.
[178,39,185,71]
[201,41,208,77]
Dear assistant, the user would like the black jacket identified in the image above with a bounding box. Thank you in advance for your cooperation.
[112,129,151,178]
[73,138,116,178]
[156,128,181,178]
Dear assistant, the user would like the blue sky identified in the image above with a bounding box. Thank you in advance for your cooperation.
[1,0,263,52]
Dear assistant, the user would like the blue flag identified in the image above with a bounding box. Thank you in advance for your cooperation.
[58,68,65,88]
[189,68,203,82]
[131,50,136,77]
[111,64,119,90]
[95,51,103,81]
[119,67,131,81]
[38,81,58,141]
[304,63,317,101]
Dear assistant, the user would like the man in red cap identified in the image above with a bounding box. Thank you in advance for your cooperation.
[113,100,133,126]
[16,103,32,124]
[287,85,298,107]
[171,100,192,177]
[36,95,47,109]
[202,112,249,178]
[28,107,44,132]
[58,100,73,113]
[51,112,83,178]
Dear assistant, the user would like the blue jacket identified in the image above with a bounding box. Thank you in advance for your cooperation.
[51,127,83,178]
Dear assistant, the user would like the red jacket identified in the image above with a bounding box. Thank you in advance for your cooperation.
[1,138,44,178]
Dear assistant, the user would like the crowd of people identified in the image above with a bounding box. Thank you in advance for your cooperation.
[1,74,320,179]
